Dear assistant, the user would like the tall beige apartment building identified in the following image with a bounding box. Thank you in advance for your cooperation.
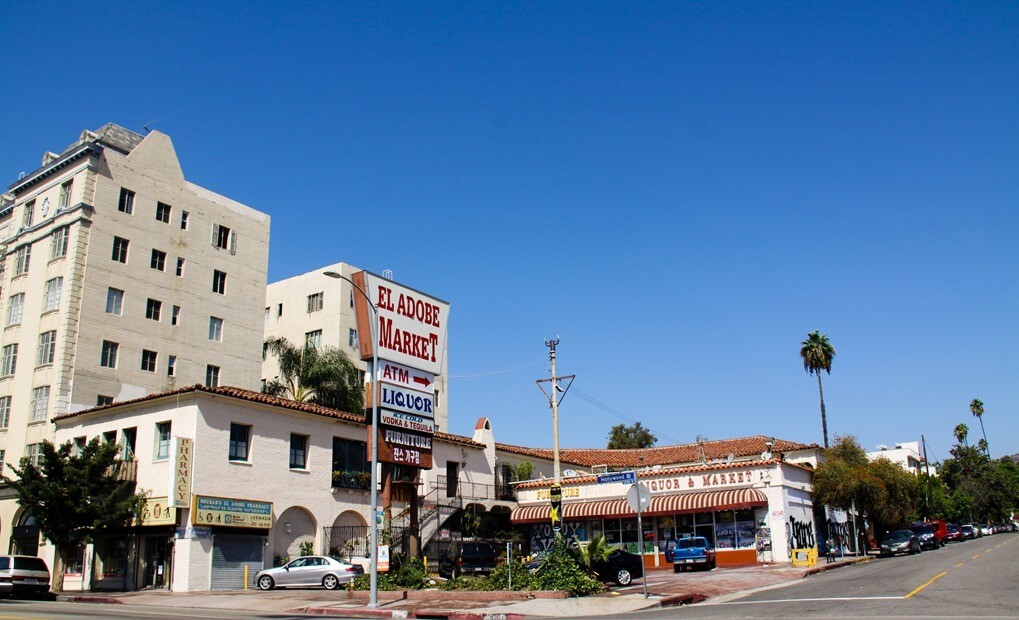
[0,124,269,553]
[263,263,449,432]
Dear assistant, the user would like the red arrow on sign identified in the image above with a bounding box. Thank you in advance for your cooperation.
[413,375,431,388]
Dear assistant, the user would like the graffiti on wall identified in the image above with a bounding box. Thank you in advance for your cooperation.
[787,515,815,552]
[826,519,850,544]
[529,522,584,553]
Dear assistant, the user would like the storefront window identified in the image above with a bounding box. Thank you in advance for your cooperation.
[656,516,675,551]
[735,509,757,549]
[64,544,86,575]
[676,513,695,538]
[603,518,621,545]
[97,538,127,578]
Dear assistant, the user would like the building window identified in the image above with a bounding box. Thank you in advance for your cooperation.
[290,434,309,469]
[213,270,227,294]
[167,355,176,376]
[145,298,162,321]
[212,224,232,250]
[100,340,119,368]
[97,395,114,407]
[122,427,137,460]
[50,226,69,259]
[332,437,369,489]
[349,328,358,348]
[0,396,10,428]
[176,257,185,277]
[208,317,223,342]
[106,288,124,315]
[14,245,31,275]
[30,386,50,422]
[112,237,129,263]
[206,364,220,387]
[37,331,56,366]
[1,344,18,376]
[22,200,35,228]
[150,249,166,271]
[7,293,24,326]
[277,303,283,318]
[264,307,269,325]
[156,202,171,223]
[307,292,324,313]
[305,330,322,349]
[118,188,135,214]
[350,290,355,308]
[171,305,180,326]
[26,443,43,467]
[141,349,157,372]
[59,180,73,209]
[229,423,250,461]
[155,422,171,460]
[180,210,189,230]
[43,277,63,312]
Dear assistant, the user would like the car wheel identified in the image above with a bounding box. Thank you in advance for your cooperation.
[673,564,682,573]
[615,568,633,586]
[709,558,716,570]
[323,574,341,590]
[257,575,275,591]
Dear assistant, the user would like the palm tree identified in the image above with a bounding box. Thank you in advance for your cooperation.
[263,336,363,413]
[953,423,969,446]
[800,331,836,448]
[969,398,988,456]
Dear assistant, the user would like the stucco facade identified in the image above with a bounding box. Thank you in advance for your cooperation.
[0,124,270,555]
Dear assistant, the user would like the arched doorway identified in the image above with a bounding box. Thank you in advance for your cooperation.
[10,511,39,556]
[325,510,368,560]
[273,506,317,564]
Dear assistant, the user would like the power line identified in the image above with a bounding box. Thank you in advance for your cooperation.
[448,358,545,379]
[571,387,683,445]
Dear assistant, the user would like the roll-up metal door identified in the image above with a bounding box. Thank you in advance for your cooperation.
[211,534,264,590]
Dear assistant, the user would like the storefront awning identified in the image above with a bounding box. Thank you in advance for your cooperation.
[510,488,767,524]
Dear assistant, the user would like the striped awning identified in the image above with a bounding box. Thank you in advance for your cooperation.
[509,489,767,524]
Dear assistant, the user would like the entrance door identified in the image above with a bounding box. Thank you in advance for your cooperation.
[446,462,459,498]
[211,534,264,590]
[139,536,171,589]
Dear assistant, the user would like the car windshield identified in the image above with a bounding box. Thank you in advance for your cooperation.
[910,526,932,535]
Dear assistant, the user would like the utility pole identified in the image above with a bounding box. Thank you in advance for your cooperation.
[548,338,561,484]
[922,435,932,519]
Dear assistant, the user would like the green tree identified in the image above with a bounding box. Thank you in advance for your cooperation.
[263,336,363,413]
[800,330,836,448]
[606,422,657,449]
[953,423,969,446]
[2,439,144,591]
[970,398,989,457]
[513,459,534,481]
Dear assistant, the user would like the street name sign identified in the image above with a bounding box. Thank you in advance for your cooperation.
[597,471,636,485]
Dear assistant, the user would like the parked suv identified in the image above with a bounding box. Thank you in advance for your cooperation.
[909,524,939,551]
[438,542,498,579]
[0,555,50,597]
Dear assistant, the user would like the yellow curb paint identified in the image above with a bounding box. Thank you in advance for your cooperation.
[905,571,948,599]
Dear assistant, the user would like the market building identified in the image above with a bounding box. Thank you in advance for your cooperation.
[500,437,823,568]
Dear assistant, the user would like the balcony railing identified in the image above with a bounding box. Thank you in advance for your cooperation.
[433,476,516,501]
[113,459,137,482]
[332,469,372,490]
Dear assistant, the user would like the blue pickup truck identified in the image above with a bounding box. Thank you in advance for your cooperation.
[665,536,716,572]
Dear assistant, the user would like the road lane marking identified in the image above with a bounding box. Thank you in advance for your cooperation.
[905,570,948,599]
[717,597,904,605]
[972,554,980,559]
[986,548,993,553]
[955,562,965,567]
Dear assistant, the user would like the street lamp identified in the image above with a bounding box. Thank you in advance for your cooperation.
[324,270,380,608]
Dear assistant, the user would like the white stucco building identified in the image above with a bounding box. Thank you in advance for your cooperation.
[867,441,926,476]
[0,124,270,555]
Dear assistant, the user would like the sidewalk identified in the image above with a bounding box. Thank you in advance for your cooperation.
[57,556,870,618]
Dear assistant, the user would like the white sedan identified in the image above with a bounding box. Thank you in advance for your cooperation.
[253,555,364,590]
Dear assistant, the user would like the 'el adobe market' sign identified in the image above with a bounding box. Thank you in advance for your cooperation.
[352,271,449,377]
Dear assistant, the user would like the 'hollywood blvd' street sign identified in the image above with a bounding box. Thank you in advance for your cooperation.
[596,471,636,485]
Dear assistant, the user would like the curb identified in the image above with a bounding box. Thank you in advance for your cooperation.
[447,613,527,620]
[659,592,708,607]
[56,595,125,605]
[291,607,409,618]
[802,556,871,577]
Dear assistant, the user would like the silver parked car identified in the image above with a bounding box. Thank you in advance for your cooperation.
[253,555,363,590]
[0,555,51,597]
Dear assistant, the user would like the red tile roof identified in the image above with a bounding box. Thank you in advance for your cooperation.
[495,435,815,468]
[53,384,483,447]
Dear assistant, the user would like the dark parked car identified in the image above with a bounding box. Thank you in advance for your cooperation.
[879,530,921,557]
[945,523,962,542]
[438,542,498,579]
[590,548,644,586]
[960,524,976,540]
[909,524,939,551]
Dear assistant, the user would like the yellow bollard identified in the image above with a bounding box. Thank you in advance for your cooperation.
[244,564,249,589]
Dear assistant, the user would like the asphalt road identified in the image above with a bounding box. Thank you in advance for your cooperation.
[637,532,1018,619]
[0,600,306,620]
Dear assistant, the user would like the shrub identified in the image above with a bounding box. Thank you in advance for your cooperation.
[531,536,603,596]
[485,559,537,591]
[353,556,430,591]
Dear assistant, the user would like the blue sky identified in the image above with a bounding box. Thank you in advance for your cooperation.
[3,2,1016,462]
